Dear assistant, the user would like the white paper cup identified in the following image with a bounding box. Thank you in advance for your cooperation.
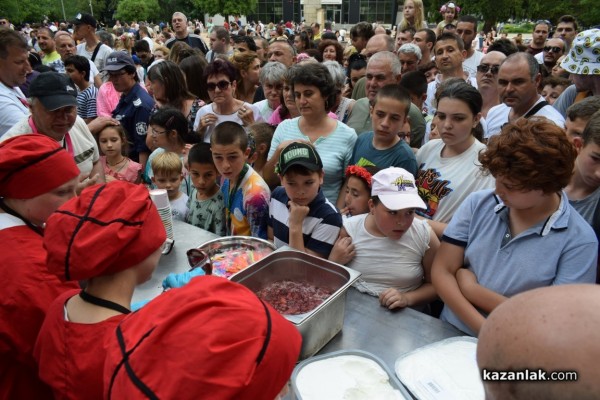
[150,189,170,209]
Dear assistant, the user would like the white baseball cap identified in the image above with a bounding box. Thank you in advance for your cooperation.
[371,167,426,210]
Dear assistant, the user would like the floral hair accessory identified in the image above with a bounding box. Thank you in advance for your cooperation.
[345,165,373,188]
[440,2,460,13]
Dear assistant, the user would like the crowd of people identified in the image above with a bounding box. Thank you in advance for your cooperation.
[1,4,600,399]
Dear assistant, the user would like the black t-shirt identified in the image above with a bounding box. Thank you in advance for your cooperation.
[165,34,208,54]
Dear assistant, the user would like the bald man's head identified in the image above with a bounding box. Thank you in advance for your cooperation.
[477,285,600,400]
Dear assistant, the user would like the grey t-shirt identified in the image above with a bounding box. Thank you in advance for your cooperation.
[569,186,600,233]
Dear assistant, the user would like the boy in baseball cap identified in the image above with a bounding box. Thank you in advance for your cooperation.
[330,167,439,311]
[268,142,343,258]
[33,181,166,400]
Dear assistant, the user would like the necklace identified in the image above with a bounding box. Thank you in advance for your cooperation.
[108,157,126,166]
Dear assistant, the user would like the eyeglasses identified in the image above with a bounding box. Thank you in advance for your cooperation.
[535,19,552,26]
[398,132,411,141]
[151,128,168,137]
[0,21,8,25]
[544,46,563,53]
[206,80,231,91]
[476,64,500,75]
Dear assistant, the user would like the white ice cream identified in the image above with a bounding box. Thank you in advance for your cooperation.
[295,355,405,400]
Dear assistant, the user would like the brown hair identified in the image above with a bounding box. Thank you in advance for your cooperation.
[317,39,344,64]
[479,118,576,193]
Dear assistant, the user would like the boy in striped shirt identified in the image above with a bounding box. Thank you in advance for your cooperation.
[64,55,97,123]
[268,142,343,258]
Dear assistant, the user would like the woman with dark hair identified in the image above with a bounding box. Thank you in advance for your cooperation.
[145,60,205,148]
[432,117,597,336]
[264,62,357,204]
[193,58,261,143]
[293,31,311,52]
[178,54,210,103]
[415,80,495,237]
[230,51,261,104]
[318,39,344,64]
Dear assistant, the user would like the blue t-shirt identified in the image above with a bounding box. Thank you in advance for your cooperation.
[440,189,598,335]
[268,117,357,204]
[269,186,342,257]
[112,84,154,162]
[351,131,418,176]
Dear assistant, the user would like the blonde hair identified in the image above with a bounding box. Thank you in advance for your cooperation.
[153,45,170,58]
[151,152,183,176]
[398,0,426,31]
[230,51,260,101]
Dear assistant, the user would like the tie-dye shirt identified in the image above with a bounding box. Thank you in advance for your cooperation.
[221,164,270,239]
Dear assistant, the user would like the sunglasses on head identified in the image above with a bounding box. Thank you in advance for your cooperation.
[207,80,231,91]
[544,46,563,53]
[476,64,500,74]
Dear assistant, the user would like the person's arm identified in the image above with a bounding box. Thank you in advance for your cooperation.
[263,140,286,188]
[267,226,274,242]
[90,159,105,183]
[415,215,448,238]
[456,268,507,314]
[86,116,120,135]
[431,241,486,335]
[379,226,440,309]
[288,200,310,250]
[138,152,149,174]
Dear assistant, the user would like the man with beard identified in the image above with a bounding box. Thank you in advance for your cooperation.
[534,37,565,71]
[526,20,550,56]
[456,15,483,79]
[37,27,63,73]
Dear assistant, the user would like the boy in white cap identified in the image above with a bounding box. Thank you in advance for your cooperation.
[331,167,440,311]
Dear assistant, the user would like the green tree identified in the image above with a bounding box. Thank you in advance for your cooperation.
[115,0,160,22]
[191,0,258,19]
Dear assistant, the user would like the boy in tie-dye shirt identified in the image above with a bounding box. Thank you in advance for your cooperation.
[211,122,270,238]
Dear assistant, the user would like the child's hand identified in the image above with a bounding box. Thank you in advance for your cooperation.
[339,206,351,217]
[329,236,355,264]
[288,200,310,226]
[379,288,409,310]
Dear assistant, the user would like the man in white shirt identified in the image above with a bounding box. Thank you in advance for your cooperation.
[485,52,565,139]
[424,32,477,116]
[0,29,31,137]
[456,15,483,79]
[72,13,112,78]
[2,72,103,187]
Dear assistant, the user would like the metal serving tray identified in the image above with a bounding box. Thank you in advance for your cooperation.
[230,249,361,360]
[291,349,411,399]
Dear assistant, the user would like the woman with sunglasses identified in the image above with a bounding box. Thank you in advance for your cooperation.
[264,62,357,205]
[193,58,262,143]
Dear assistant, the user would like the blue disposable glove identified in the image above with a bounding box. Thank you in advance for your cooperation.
[162,268,206,290]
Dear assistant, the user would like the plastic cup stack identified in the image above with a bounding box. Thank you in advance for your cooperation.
[150,189,174,240]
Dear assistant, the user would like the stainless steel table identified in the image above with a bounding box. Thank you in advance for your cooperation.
[318,288,464,369]
[132,220,219,303]
[134,221,464,374]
